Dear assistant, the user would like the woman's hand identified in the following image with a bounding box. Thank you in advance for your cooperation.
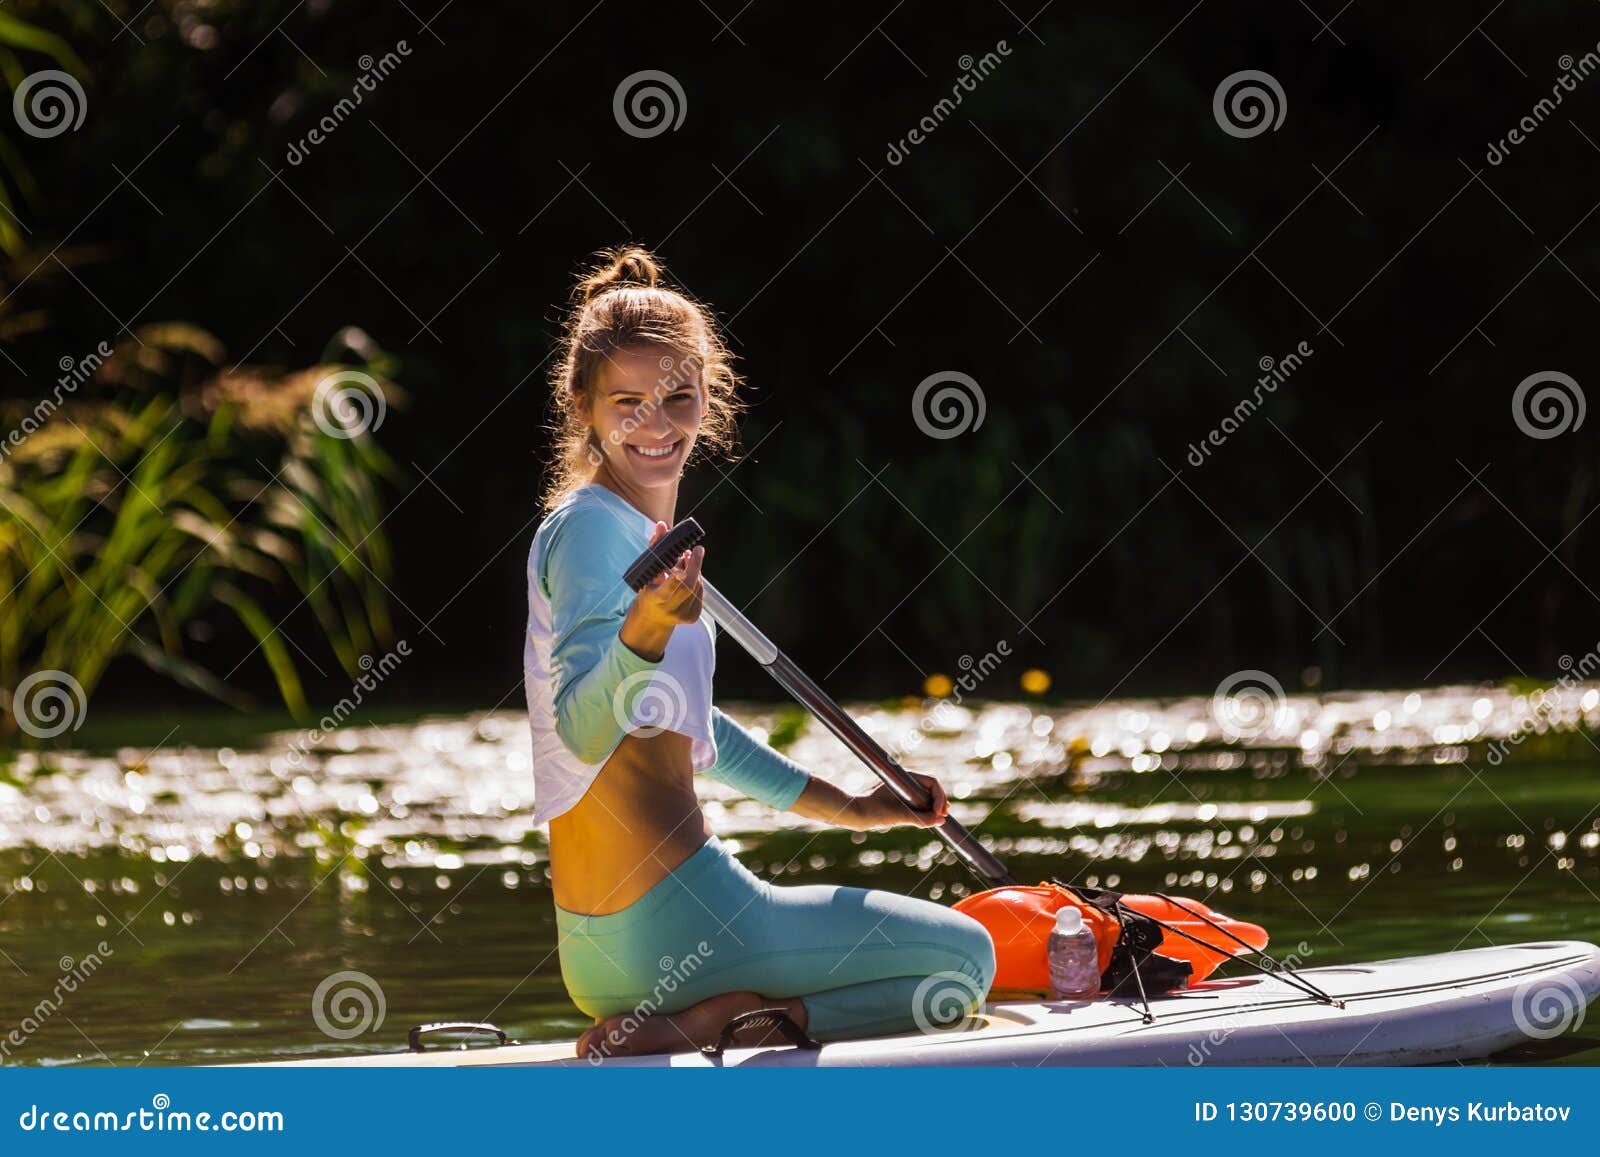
[634,521,704,625]
[841,772,950,831]
[618,521,704,661]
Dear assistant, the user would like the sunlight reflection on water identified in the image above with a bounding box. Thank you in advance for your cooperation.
[1,681,1597,1066]
[1,682,1594,863]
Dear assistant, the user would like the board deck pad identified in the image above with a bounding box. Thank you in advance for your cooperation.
[247,941,1600,1068]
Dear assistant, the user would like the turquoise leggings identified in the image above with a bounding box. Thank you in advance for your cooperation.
[555,837,996,1042]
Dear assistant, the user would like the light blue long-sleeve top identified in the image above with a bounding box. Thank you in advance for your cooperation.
[523,482,811,825]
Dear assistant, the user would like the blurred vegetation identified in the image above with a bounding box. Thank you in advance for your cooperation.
[0,3,85,254]
[0,323,401,739]
[1,5,401,741]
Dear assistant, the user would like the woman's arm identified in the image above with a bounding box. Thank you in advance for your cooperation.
[544,508,701,763]
[786,773,856,825]
[704,706,812,810]
[706,707,949,830]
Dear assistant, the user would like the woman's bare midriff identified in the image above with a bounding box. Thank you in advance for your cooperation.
[548,729,712,916]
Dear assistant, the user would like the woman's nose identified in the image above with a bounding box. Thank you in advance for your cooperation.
[636,400,676,435]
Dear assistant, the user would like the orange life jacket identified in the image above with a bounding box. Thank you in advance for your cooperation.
[954,882,1268,994]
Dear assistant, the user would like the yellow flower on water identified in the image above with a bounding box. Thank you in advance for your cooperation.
[1021,668,1051,695]
[924,673,953,698]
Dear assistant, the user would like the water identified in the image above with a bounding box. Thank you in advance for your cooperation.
[2,684,1597,1066]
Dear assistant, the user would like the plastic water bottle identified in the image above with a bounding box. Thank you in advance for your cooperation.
[1047,907,1100,1000]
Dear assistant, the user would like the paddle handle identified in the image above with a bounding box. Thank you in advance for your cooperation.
[701,581,1016,888]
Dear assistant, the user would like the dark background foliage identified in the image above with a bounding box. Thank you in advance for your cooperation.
[6,0,1598,709]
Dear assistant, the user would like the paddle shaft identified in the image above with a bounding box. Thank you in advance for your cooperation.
[700,580,1017,888]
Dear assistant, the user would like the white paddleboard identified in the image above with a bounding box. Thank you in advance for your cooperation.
[250,941,1600,1068]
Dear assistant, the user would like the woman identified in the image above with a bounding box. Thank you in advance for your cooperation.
[525,246,996,1059]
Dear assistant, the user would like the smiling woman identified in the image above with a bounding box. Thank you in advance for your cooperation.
[522,246,995,1060]
[540,247,745,520]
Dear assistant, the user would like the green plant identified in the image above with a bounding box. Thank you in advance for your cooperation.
[0,324,401,739]
[0,3,87,255]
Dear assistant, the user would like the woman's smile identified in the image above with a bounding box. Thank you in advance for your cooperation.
[625,437,682,461]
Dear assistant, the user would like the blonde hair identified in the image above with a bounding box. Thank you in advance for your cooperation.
[541,246,743,513]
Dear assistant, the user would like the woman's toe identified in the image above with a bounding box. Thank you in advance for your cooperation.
[575,1021,610,1058]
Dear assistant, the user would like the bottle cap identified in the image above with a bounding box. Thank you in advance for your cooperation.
[1054,907,1084,934]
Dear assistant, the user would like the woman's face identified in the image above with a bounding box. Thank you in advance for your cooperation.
[586,345,703,487]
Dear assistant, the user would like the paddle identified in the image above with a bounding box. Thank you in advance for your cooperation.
[621,523,1335,1016]
[624,518,1018,888]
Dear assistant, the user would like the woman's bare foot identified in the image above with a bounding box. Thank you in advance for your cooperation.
[575,990,807,1060]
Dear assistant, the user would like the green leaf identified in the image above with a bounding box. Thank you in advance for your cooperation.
[216,583,308,720]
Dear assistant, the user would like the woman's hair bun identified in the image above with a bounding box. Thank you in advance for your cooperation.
[577,245,662,303]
